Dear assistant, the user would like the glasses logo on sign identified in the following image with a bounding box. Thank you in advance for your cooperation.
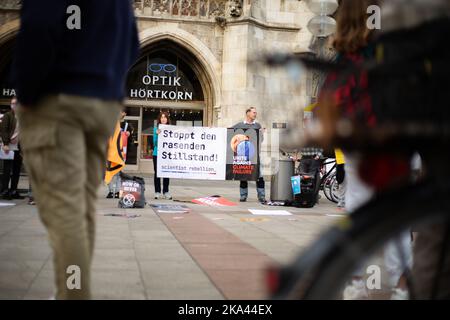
[149,63,177,73]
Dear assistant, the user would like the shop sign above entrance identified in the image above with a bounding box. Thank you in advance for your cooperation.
[1,88,16,98]
[129,63,193,101]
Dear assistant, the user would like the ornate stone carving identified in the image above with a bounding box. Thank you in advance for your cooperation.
[132,0,231,20]
[229,0,243,17]
[153,0,170,15]
[0,0,21,10]
[172,0,180,15]
[199,0,208,17]
[181,0,198,16]
[133,0,143,12]
[215,16,226,28]
[209,0,226,18]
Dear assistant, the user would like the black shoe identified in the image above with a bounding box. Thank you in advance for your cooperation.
[114,192,120,198]
[1,191,12,200]
[106,192,114,199]
[239,197,247,202]
[10,192,25,200]
[258,198,267,204]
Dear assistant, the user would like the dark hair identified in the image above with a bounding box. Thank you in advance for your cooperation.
[246,107,256,114]
[333,0,379,54]
[157,111,171,125]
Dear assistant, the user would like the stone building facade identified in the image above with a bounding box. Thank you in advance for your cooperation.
[0,0,318,172]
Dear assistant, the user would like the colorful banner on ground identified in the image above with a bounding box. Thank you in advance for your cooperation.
[192,196,237,207]
[157,125,227,180]
[225,128,260,181]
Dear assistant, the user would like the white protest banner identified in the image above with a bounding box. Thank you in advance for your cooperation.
[157,125,227,180]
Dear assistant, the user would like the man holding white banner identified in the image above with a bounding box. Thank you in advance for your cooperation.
[157,125,227,180]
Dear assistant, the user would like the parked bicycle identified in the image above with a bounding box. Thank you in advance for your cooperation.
[319,159,339,204]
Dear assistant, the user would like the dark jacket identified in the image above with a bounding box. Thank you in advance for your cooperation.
[0,111,16,145]
[13,0,140,106]
[232,121,262,130]
[232,121,264,144]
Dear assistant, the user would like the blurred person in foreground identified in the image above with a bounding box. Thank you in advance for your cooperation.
[13,0,139,299]
[316,0,412,300]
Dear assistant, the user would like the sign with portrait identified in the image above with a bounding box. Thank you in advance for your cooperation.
[225,128,260,181]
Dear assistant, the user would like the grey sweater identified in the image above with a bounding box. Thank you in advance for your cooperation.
[232,121,262,130]
[232,121,264,144]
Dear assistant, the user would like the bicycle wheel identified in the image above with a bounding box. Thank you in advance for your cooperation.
[323,173,336,203]
[272,178,450,300]
[329,176,341,204]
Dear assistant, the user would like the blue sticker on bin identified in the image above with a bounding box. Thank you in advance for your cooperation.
[291,176,301,195]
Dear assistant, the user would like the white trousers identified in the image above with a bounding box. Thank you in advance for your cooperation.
[345,153,413,286]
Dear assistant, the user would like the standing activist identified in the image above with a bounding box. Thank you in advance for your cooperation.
[232,107,266,203]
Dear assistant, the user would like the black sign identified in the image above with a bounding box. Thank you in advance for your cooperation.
[225,128,259,181]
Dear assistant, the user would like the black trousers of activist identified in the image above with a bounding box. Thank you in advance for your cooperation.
[1,150,23,194]
[153,155,169,194]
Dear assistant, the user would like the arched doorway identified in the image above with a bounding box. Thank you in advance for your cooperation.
[0,36,17,113]
[0,35,18,176]
[123,39,215,173]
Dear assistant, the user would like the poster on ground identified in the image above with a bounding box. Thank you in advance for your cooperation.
[192,196,237,207]
[248,209,292,216]
[150,204,190,214]
[157,125,227,180]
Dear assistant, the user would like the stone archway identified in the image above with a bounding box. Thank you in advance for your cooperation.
[0,20,19,102]
[138,26,221,126]
[0,19,19,45]
[0,19,19,67]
